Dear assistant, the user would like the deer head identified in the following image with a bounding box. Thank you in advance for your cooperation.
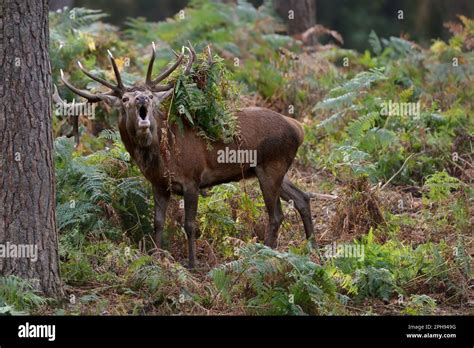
[58,42,197,147]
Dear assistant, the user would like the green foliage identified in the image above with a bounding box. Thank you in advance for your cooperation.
[49,7,120,90]
[55,133,153,244]
[211,244,343,315]
[165,52,240,142]
[0,276,48,314]
[353,266,395,301]
[423,171,461,202]
[327,229,467,303]
[58,240,215,314]
[306,26,473,184]
[368,30,382,55]
[198,183,264,258]
[126,253,206,310]
[402,294,437,315]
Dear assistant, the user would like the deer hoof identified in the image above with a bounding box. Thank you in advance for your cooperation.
[186,260,197,269]
[264,237,277,249]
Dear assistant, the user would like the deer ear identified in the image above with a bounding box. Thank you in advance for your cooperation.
[153,90,174,103]
[100,95,121,107]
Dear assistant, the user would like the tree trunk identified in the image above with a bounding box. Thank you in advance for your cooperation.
[0,0,63,297]
[273,0,316,38]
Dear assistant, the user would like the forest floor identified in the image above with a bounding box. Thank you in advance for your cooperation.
[41,165,472,316]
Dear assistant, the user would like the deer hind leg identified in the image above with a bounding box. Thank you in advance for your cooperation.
[255,165,285,248]
[280,176,315,246]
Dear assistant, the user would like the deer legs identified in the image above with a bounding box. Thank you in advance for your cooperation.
[183,187,199,268]
[255,166,285,248]
[153,184,198,268]
[280,176,316,246]
[256,166,315,248]
[153,176,314,267]
[153,186,170,249]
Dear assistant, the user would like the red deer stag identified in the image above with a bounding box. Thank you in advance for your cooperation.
[56,44,315,268]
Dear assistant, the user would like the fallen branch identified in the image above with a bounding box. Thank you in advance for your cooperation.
[308,192,338,200]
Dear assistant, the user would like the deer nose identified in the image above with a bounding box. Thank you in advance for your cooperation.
[135,96,148,104]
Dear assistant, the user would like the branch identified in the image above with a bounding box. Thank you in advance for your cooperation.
[375,153,416,191]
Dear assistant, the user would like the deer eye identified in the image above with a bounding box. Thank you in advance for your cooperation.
[122,97,129,102]
[149,95,153,99]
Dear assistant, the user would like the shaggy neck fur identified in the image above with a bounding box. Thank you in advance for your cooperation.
[118,108,166,180]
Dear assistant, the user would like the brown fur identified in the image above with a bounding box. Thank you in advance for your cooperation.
[119,105,315,267]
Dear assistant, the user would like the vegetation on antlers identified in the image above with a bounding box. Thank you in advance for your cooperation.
[163,49,241,143]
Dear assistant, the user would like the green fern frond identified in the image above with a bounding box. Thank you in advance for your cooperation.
[347,111,380,138]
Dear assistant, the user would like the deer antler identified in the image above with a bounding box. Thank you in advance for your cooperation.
[60,49,127,102]
[107,49,125,91]
[60,69,104,102]
[207,45,213,65]
[60,43,195,100]
[76,61,119,93]
[147,43,185,90]
[145,41,157,86]
[52,84,65,105]
[52,84,88,107]
[184,45,196,75]
[52,84,84,147]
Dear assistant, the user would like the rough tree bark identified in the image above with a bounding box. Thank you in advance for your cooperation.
[273,0,316,40]
[0,0,63,297]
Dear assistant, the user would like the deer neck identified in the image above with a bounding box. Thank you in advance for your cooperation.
[118,111,167,181]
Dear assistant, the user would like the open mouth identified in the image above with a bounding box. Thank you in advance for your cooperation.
[138,106,150,128]
[139,106,147,120]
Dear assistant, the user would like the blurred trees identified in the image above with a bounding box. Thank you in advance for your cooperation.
[75,0,188,26]
[273,0,316,42]
[317,0,474,50]
[50,0,74,11]
[64,0,474,50]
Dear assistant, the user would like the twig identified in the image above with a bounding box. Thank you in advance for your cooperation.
[449,159,474,180]
[308,192,338,200]
[376,153,415,191]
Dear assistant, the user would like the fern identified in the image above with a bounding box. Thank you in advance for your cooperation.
[0,276,48,314]
[165,51,241,143]
[54,135,153,240]
[353,266,396,301]
[382,37,420,59]
[51,8,108,31]
[368,30,382,55]
[314,92,357,111]
[333,68,386,93]
[314,69,386,137]
[423,171,461,202]
[210,243,342,315]
[347,111,380,138]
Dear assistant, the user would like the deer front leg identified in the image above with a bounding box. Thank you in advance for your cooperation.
[183,187,199,268]
[153,185,170,249]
